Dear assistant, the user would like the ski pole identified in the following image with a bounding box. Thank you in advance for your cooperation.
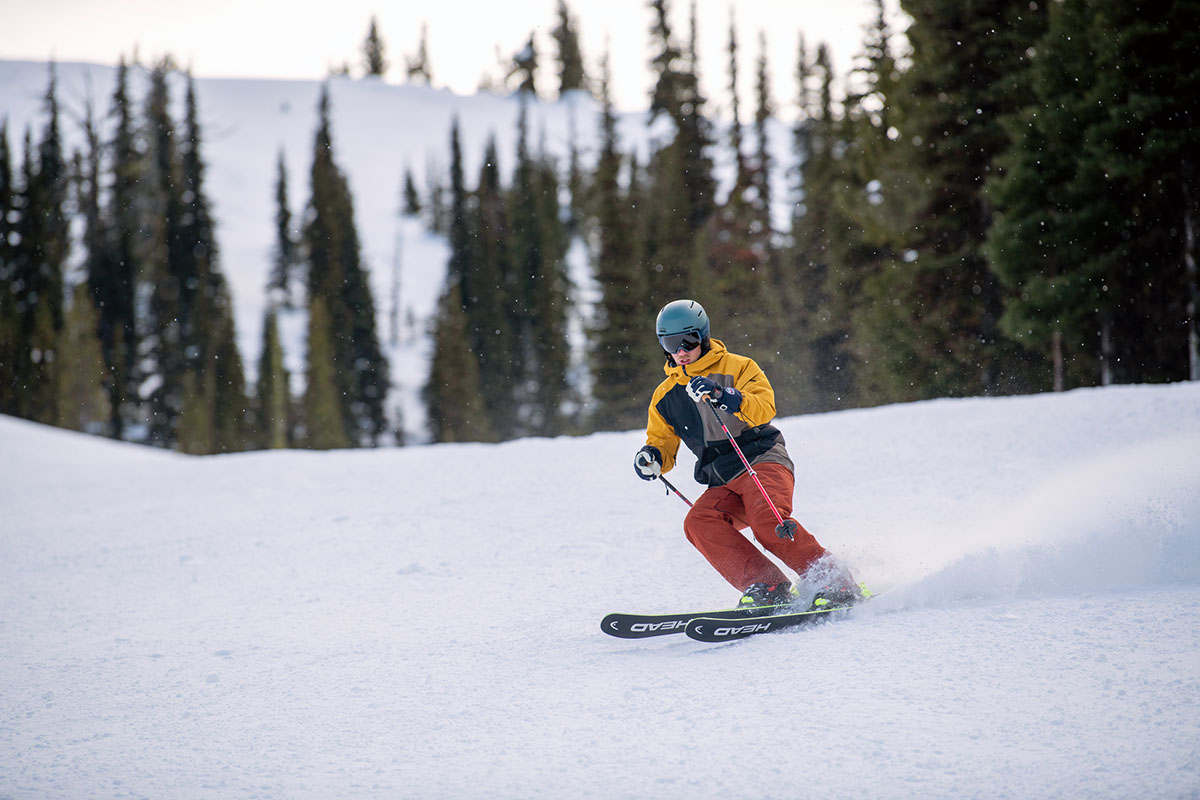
[658,474,693,508]
[701,395,796,540]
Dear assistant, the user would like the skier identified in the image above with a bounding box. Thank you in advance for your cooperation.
[633,299,864,612]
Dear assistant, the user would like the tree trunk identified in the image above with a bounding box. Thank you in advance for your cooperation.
[1100,313,1114,386]
[1052,329,1064,392]
[1185,179,1199,381]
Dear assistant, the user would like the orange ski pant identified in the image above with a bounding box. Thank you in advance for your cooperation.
[683,462,828,591]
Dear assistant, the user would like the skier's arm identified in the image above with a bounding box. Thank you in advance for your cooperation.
[645,401,682,475]
[732,357,776,427]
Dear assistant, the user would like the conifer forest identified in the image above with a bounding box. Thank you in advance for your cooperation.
[1,0,1197,452]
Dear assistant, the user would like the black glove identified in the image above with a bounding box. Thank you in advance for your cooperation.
[686,375,718,403]
[686,376,742,414]
[633,446,662,481]
[713,385,742,414]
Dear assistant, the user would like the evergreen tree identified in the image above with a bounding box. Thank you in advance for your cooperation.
[510,33,539,97]
[506,100,544,436]
[679,0,716,233]
[507,99,572,435]
[725,10,748,188]
[751,32,774,235]
[749,31,782,363]
[141,61,187,445]
[445,119,473,291]
[1,131,33,419]
[531,146,573,432]
[588,53,658,431]
[865,0,1048,400]
[850,0,902,141]
[56,284,112,434]
[990,0,1200,388]
[424,164,449,234]
[781,43,843,412]
[0,121,16,413]
[644,0,716,303]
[305,88,343,309]
[440,116,506,440]
[35,65,69,334]
[469,135,519,437]
[362,16,389,77]
[211,295,248,452]
[402,167,422,215]
[256,307,291,449]
[303,297,349,449]
[65,106,113,435]
[423,280,494,442]
[303,85,390,445]
[837,0,907,406]
[136,67,247,450]
[17,296,61,425]
[93,57,142,438]
[175,368,216,454]
[75,97,108,348]
[986,0,1106,390]
[816,106,884,410]
[551,0,588,97]
[648,0,686,123]
[704,24,779,374]
[181,74,247,452]
[268,150,299,306]
[806,24,901,413]
[563,109,586,235]
[0,121,11,266]
[405,23,433,84]
[4,128,61,424]
[2,68,70,424]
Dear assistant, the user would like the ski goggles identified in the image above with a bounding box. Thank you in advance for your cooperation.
[659,331,703,353]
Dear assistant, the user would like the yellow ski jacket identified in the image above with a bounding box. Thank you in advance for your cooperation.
[644,338,793,487]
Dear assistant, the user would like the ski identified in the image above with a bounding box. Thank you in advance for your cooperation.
[685,604,853,642]
[601,604,791,639]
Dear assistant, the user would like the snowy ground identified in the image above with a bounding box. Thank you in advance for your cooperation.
[3,381,1199,798]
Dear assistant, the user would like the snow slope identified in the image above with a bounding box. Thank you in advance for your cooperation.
[3,381,1199,798]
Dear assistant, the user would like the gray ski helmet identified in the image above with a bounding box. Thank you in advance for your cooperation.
[656,299,710,354]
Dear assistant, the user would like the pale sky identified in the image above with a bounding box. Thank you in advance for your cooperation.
[2,0,904,115]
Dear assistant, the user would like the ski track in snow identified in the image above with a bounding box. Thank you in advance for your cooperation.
[2,382,1199,798]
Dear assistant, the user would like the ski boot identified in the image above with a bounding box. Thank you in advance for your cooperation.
[736,581,798,615]
[809,581,872,611]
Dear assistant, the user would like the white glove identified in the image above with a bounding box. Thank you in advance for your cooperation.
[634,447,662,479]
